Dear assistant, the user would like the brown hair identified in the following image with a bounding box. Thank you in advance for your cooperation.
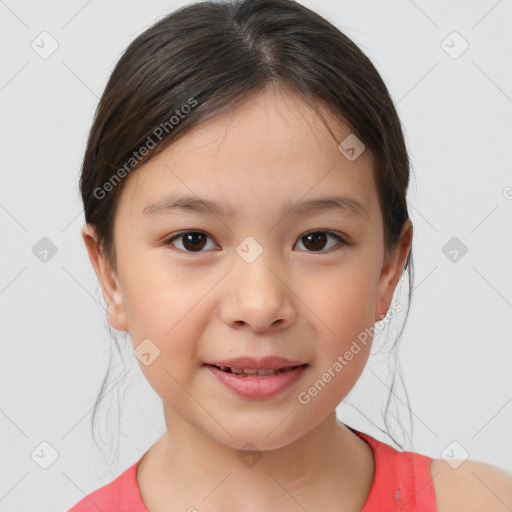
[81,0,414,461]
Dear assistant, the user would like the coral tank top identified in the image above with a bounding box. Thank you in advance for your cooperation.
[67,428,438,511]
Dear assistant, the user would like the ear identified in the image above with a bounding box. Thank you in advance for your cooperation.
[375,220,413,321]
[81,223,129,332]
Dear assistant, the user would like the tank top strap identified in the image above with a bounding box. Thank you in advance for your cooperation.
[349,427,438,511]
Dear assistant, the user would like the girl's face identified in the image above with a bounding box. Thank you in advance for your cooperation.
[83,85,411,451]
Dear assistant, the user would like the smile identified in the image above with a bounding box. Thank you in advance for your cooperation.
[204,362,308,399]
[211,365,298,376]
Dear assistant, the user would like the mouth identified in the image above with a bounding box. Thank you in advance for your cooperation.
[207,364,307,376]
[203,358,309,399]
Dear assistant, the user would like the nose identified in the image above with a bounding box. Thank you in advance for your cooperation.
[220,255,297,334]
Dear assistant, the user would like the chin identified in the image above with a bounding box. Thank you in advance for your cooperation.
[212,429,301,453]
[203,410,325,453]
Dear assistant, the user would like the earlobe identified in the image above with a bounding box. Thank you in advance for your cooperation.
[107,295,128,332]
[81,223,129,332]
[375,221,413,321]
[106,281,128,332]
[112,289,123,305]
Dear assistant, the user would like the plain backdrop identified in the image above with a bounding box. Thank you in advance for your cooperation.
[0,1,511,511]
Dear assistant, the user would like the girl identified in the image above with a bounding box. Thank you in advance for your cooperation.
[68,0,512,510]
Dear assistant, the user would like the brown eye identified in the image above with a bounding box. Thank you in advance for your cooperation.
[165,229,346,254]
[296,231,345,252]
[166,231,216,252]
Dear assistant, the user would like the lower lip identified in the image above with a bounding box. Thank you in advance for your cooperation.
[205,364,308,400]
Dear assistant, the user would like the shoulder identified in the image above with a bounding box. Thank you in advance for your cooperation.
[430,458,512,512]
[67,459,143,512]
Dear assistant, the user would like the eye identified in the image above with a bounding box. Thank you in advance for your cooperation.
[294,230,347,253]
[164,229,347,254]
[164,231,218,253]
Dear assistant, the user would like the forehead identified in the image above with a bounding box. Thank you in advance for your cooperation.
[115,86,380,224]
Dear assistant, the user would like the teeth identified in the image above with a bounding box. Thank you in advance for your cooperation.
[256,369,275,375]
[217,365,295,376]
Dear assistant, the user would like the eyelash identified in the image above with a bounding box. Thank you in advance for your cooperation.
[163,230,349,254]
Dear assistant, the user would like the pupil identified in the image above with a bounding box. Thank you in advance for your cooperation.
[183,232,206,251]
[303,232,326,251]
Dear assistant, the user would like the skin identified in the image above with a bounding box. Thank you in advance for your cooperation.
[82,85,512,511]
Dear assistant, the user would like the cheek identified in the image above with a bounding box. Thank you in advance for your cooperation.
[119,255,210,387]
[120,249,209,338]
[299,263,379,395]
[306,262,379,341]
[127,291,204,412]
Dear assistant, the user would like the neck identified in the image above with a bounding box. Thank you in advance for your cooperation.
[138,409,374,511]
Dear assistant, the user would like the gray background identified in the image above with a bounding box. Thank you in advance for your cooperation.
[1,1,511,511]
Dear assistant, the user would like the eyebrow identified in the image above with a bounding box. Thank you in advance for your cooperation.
[142,193,368,220]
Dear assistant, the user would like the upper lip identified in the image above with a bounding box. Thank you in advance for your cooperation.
[204,356,306,370]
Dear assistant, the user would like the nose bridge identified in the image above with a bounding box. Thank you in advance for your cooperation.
[222,235,295,332]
